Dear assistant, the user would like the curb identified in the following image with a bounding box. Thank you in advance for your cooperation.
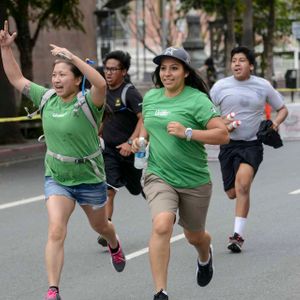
[0,142,46,164]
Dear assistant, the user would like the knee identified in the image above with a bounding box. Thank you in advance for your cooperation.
[92,219,110,235]
[152,214,174,237]
[48,224,66,243]
[236,182,250,196]
[226,188,236,199]
[185,231,207,246]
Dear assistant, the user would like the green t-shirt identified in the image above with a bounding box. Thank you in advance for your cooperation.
[29,82,105,186]
[143,86,219,188]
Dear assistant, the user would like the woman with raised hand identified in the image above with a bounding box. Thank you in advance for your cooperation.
[0,20,126,300]
[132,47,229,300]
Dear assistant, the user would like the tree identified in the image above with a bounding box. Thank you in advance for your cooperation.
[0,0,24,144]
[241,0,254,49]
[6,0,85,114]
[179,0,238,74]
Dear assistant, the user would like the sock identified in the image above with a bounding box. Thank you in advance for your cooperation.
[109,241,120,253]
[234,217,247,237]
[198,253,211,266]
[49,286,59,293]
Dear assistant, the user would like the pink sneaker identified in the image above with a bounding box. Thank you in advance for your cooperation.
[45,288,61,300]
[108,236,126,272]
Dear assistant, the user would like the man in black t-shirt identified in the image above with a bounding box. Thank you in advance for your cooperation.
[98,50,144,247]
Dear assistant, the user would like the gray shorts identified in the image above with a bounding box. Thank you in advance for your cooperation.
[143,173,212,231]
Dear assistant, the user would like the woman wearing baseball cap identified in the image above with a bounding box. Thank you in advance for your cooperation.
[132,47,229,299]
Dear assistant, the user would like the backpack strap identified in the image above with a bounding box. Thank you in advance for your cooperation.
[25,89,56,119]
[73,91,98,131]
[120,83,133,112]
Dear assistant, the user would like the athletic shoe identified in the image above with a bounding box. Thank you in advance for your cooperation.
[153,289,169,300]
[227,232,244,253]
[45,288,61,300]
[97,235,108,247]
[197,245,213,287]
[108,236,126,272]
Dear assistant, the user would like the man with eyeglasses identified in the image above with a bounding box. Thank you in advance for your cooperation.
[97,50,144,247]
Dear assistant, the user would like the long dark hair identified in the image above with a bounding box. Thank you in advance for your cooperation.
[151,59,210,97]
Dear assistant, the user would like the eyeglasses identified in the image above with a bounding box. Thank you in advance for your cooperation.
[103,67,123,73]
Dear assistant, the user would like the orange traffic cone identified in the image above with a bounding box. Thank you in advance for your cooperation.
[265,103,272,120]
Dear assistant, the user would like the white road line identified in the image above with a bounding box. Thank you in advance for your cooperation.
[1,195,185,261]
[126,233,185,260]
[289,189,300,195]
[0,195,44,210]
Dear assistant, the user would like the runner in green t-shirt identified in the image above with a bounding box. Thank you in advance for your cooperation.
[0,20,126,300]
[132,47,229,300]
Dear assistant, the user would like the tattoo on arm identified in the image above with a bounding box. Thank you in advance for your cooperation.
[22,83,30,98]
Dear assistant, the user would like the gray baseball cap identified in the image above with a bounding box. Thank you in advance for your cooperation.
[153,47,191,68]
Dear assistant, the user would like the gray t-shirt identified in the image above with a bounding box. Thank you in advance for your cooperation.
[210,75,285,141]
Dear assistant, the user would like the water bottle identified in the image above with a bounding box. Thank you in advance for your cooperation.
[227,120,241,130]
[134,137,147,169]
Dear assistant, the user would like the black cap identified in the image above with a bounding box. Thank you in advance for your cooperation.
[153,47,191,68]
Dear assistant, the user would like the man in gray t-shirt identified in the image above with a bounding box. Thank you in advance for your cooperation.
[210,46,288,253]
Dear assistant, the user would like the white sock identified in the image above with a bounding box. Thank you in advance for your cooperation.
[161,290,168,296]
[198,253,211,266]
[234,217,247,237]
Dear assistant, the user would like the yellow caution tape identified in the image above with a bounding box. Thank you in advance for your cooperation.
[0,114,41,123]
[277,88,300,92]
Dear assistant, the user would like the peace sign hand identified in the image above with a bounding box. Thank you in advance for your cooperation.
[0,20,17,48]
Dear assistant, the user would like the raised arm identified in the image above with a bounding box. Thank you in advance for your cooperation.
[49,44,106,108]
[0,20,31,94]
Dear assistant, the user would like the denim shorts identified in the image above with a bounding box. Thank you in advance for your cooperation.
[44,176,107,209]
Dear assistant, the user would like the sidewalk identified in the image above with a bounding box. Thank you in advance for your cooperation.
[0,139,46,165]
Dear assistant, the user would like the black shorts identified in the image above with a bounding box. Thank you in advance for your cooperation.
[103,146,143,195]
[218,139,263,191]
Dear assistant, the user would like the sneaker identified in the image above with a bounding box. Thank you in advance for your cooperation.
[97,235,108,247]
[108,236,126,272]
[45,288,61,300]
[197,245,213,287]
[227,232,244,253]
[153,289,169,300]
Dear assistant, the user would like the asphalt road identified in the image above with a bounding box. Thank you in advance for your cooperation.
[0,140,300,300]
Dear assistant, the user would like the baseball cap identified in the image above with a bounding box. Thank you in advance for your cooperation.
[153,47,191,68]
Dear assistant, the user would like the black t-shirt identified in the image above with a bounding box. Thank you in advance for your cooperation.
[102,82,143,147]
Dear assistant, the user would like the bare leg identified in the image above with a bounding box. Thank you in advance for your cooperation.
[235,163,254,218]
[45,195,75,287]
[184,230,211,262]
[149,212,175,292]
[81,204,118,248]
[105,189,117,220]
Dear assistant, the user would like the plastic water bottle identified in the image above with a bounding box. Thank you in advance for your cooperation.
[226,112,236,120]
[227,120,241,130]
[134,137,147,169]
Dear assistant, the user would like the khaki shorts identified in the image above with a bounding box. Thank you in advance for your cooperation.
[143,173,212,231]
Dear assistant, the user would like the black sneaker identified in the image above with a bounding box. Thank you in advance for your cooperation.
[197,245,213,287]
[153,289,168,300]
[227,232,244,253]
[97,235,108,247]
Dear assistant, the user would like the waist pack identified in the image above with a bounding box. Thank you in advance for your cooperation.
[256,120,283,149]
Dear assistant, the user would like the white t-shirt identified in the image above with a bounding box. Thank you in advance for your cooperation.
[210,75,285,141]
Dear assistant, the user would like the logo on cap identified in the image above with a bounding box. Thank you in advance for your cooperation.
[163,47,178,56]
